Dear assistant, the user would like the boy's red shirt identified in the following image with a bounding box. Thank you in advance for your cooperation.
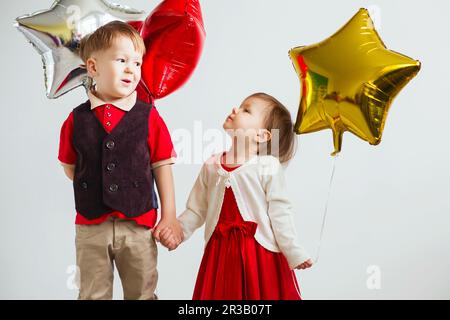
[58,91,176,228]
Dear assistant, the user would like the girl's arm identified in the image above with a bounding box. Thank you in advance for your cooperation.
[178,163,209,241]
[263,159,311,269]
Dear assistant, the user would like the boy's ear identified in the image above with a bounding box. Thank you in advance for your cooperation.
[255,129,272,143]
[85,57,98,77]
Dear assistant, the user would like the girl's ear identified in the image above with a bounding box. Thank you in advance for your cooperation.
[85,57,98,77]
[255,129,272,143]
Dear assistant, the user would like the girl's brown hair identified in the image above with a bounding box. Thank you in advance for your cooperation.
[247,92,297,164]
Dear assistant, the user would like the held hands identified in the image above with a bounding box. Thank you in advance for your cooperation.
[152,218,184,251]
[296,259,314,270]
[158,227,180,251]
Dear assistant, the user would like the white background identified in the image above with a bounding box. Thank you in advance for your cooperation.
[1,0,449,299]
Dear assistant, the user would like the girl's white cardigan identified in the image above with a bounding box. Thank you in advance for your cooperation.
[178,152,311,269]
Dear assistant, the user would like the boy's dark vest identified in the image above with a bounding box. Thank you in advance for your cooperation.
[72,100,158,219]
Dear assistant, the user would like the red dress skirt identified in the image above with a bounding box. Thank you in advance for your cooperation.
[192,163,302,300]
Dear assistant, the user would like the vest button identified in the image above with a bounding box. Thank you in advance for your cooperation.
[109,184,118,192]
[133,181,139,188]
[105,140,115,149]
[81,182,88,189]
[106,163,116,171]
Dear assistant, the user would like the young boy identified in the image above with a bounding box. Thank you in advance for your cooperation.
[58,21,183,300]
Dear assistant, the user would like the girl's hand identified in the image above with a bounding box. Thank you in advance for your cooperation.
[296,259,313,270]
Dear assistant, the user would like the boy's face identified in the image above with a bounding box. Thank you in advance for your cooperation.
[86,35,143,100]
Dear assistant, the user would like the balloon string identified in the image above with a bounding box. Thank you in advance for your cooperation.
[313,153,339,264]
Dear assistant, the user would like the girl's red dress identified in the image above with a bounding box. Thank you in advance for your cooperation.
[192,162,302,300]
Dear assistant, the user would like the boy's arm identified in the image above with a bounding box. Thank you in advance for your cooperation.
[152,164,183,244]
[61,162,75,181]
[58,112,76,180]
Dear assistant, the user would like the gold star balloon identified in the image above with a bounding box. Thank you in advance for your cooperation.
[289,8,421,156]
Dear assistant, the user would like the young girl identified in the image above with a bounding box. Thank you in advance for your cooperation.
[157,92,313,299]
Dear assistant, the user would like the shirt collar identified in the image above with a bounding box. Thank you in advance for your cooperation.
[88,90,137,112]
[214,152,258,177]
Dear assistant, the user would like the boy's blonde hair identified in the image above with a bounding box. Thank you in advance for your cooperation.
[79,20,146,63]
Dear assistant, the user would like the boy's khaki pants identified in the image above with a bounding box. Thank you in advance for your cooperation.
[75,216,158,300]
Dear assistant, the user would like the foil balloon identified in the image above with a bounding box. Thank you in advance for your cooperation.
[15,0,145,99]
[289,8,421,156]
[131,0,205,100]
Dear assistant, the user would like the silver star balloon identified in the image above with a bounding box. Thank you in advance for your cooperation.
[15,0,145,98]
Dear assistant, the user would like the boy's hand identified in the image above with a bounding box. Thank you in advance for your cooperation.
[61,163,75,181]
[296,259,313,270]
[158,227,179,251]
[153,217,184,246]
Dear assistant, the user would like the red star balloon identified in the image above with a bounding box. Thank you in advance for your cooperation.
[131,0,205,102]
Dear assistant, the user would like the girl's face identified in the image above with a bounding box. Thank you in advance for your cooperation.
[223,96,271,143]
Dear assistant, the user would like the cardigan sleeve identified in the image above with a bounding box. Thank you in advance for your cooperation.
[263,158,311,269]
[178,163,209,241]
